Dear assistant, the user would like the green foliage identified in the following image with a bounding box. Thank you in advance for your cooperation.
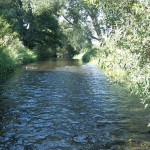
[57,43,79,58]
[0,0,149,104]
[97,43,150,109]
[36,47,57,59]
[82,0,101,6]
[0,0,66,58]
[0,48,15,76]
[82,47,99,62]
[79,0,150,113]
[0,17,37,77]
[23,9,62,49]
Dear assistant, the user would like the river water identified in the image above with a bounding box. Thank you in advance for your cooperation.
[0,59,149,150]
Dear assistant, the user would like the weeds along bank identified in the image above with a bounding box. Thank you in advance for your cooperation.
[82,34,149,112]
[0,17,37,78]
[82,2,150,111]
[97,44,150,108]
[82,45,150,111]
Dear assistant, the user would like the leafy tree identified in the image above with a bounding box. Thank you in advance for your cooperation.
[82,0,150,112]
[0,0,67,58]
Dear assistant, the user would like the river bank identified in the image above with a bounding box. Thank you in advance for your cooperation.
[0,47,37,81]
[0,17,37,80]
[74,50,150,127]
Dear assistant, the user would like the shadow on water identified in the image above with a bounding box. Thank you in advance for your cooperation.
[0,58,150,150]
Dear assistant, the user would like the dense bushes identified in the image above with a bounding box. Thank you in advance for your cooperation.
[0,0,65,77]
[0,17,37,78]
[97,41,150,103]
[82,48,99,63]
[83,43,150,109]
[103,2,150,108]
[82,2,150,109]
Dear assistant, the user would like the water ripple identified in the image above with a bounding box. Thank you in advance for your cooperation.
[0,59,149,150]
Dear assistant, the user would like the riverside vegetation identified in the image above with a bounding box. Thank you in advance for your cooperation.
[0,0,149,118]
[0,0,78,78]
[81,0,150,117]
[0,16,37,78]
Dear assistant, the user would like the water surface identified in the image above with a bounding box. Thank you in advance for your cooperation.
[0,59,150,150]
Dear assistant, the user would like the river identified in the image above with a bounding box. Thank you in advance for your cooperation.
[0,59,149,150]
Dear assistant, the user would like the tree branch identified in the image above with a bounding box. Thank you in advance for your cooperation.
[62,15,74,26]
[90,35,100,41]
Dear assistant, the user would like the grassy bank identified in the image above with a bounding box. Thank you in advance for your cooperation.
[80,45,150,111]
[0,17,37,79]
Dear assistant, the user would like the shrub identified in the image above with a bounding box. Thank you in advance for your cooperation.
[82,47,99,63]
[0,17,37,78]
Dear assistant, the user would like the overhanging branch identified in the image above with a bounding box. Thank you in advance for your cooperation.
[90,35,100,41]
[62,15,74,26]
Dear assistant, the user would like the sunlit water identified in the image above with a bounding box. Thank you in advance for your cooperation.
[0,59,150,150]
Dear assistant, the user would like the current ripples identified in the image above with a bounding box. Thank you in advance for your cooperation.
[0,59,150,150]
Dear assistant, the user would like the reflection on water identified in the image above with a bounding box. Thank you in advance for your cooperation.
[0,59,150,150]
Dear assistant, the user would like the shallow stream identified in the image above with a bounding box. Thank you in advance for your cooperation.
[0,59,149,150]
